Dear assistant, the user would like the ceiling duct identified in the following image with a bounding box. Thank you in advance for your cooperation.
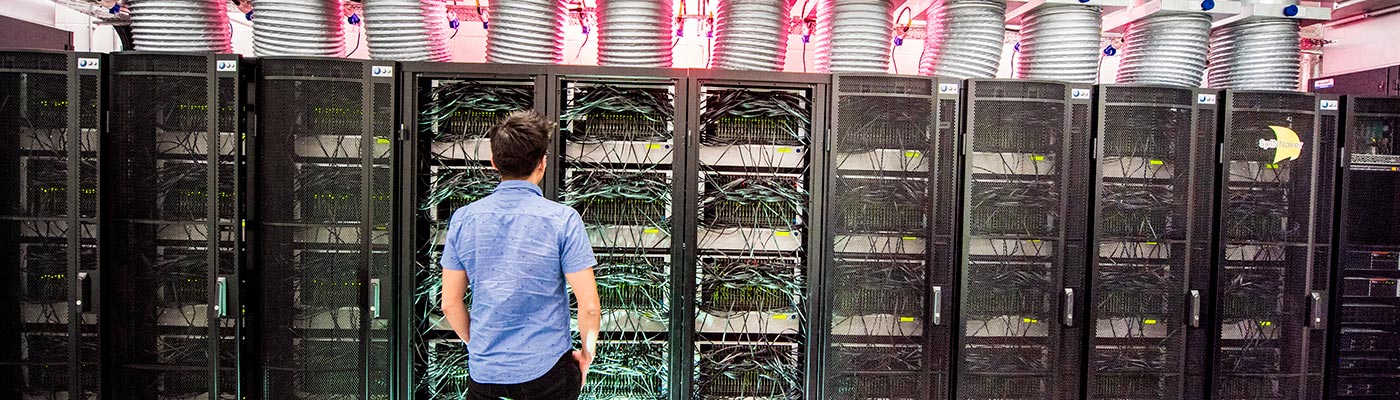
[1014,4,1103,83]
[919,0,1006,79]
[1116,12,1212,88]
[486,0,566,64]
[1207,12,1300,90]
[712,0,792,71]
[813,0,895,73]
[253,0,346,57]
[365,0,453,62]
[129,0,232,53]
[597,0,675,67]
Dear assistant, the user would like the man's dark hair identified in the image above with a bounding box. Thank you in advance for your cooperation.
[488,110,551,179]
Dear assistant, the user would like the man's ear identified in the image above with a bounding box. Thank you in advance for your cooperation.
[537,154,548,172]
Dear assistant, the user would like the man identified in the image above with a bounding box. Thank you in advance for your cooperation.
[440,110,601,399]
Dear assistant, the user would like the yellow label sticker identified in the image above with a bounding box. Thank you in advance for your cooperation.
[647,143,663,149]
[905,150,922,158]
[643,228,660,234]
[1031,155,1045,161]
[1265,163,1280,169]
[902,236,918,241]
[1144,319,1158,325]
[773,314,789,320]
[899,316,916,323]
[777,147,794,153]
[1259,321,1273,327]
[377,138,391,144]
[1023,318,1039,323]
[775,231,792,237]
[1145,241,1158,246]
[1029,239,1042,243]
[1149,159,1164,165]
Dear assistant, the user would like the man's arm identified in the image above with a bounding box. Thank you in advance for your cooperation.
[565,268,600,385]
[441,269,470,344]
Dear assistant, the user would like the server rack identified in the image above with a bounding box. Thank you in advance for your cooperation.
[550,65,687,400]
[955,79,1091,400]
[1328,96,1400,399]
[820,74,959,400]
[398,62,549,399]
[1212,91,1338,399]
[253,58,396,399]
[1087,86,1219,400]
[102,52,242,399]
[0,50,102,399]
[682,70,828,400]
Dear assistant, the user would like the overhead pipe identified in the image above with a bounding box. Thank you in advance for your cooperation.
[1115,12,1212,88]
[1207,2,1301,91]
[597,0,675,67]
[712,0,793,72]
[919,0,1007,79]
[253,0,346,57]
[1014,4,1103,83]
[129,0,233,53]
[813,0,896,73]
[365,0,454,62]
[486,0,566,64]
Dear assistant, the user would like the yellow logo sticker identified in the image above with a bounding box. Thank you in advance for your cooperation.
[1259,126,1303,163]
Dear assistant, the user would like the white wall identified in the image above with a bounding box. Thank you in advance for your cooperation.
[1321,12,1400,76]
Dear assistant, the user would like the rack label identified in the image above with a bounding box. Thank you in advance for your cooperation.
[77,58,99,70]
[1313,78,1334,89]
[1071,88,1091,99]
[1320,99,1339,111]
[371,65,394,77]
[938,83,959,94]
[216,60,237,72]
[1197,94,1217,105]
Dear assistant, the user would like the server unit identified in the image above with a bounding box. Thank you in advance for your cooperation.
[683,70,828,399]
[1329,96,1400,399]
[1212,91,1338,399]
[0,50,102,399]
[102,52,243,399]
[1088,86,1219,400]
[400,62,548,399]
[956,80,1092,400]
[821,74,959,400]
[552,65,687,399]
[254,58,396,399]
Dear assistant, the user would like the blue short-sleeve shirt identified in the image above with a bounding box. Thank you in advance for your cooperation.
[440,180,597,384]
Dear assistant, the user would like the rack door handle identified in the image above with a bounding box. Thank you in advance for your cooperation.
[1189,290,1202,328]
[77,272,89,310]
[932,286,943,326]
[1309,291,1326,330]
[216,277,228,318]
[1063,288,1075,327]
[370,278,382,319]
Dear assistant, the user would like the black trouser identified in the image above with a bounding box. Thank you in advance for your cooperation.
[467,352,581,400]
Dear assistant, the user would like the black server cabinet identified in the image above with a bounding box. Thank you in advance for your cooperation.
[0,50,102,399]
[1087,86,1219,400]
[550,65,687,399]
[1329,96,1400,399]
[821,74,959,400]
[1211,91,1338,399]
[956,80,1092,400]
[102,52,243,399]
[399,62,548,399]
[683,70,828,400]
[254,58,396,399]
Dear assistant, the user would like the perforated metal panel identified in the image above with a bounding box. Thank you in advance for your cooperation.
[1088,86,1219,400]
[823,74,955,400]
[0,50,102,399]
[1213,91,1336,400]
[957,80,1089,400]
[255,58,394,400]
[104,52,241,399]
[1330,96,1400,400]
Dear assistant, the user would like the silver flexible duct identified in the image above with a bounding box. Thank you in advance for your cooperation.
[919,0,1006,79]
[253,0,346,57]
[1207,18,1301,90]
[129,0,232,53]
[1116,12,1212,88]
[486,0,566,65]
[365,0,453,62]
[813,0,894,73]
[1015,4,1102,83]
[712,0,792,72]
[597,0,674,67]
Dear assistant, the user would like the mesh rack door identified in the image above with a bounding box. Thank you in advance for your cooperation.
[956,80,1091,400]
[1212,91,1337,400]
[554,66,685,400]
[0,50,102,399]
[823,74,958,400]
[255,58,395,400]
[402,63,546,399]
[1328,96,1400,400]
[685,71,828,400]
[103,52,242,399]
[1087,86,1219,400]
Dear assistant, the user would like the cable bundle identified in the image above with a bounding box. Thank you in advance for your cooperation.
[700,176,808,230]
[701,90,811,146]
[561,85,675,142]
[419,82,534,141]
